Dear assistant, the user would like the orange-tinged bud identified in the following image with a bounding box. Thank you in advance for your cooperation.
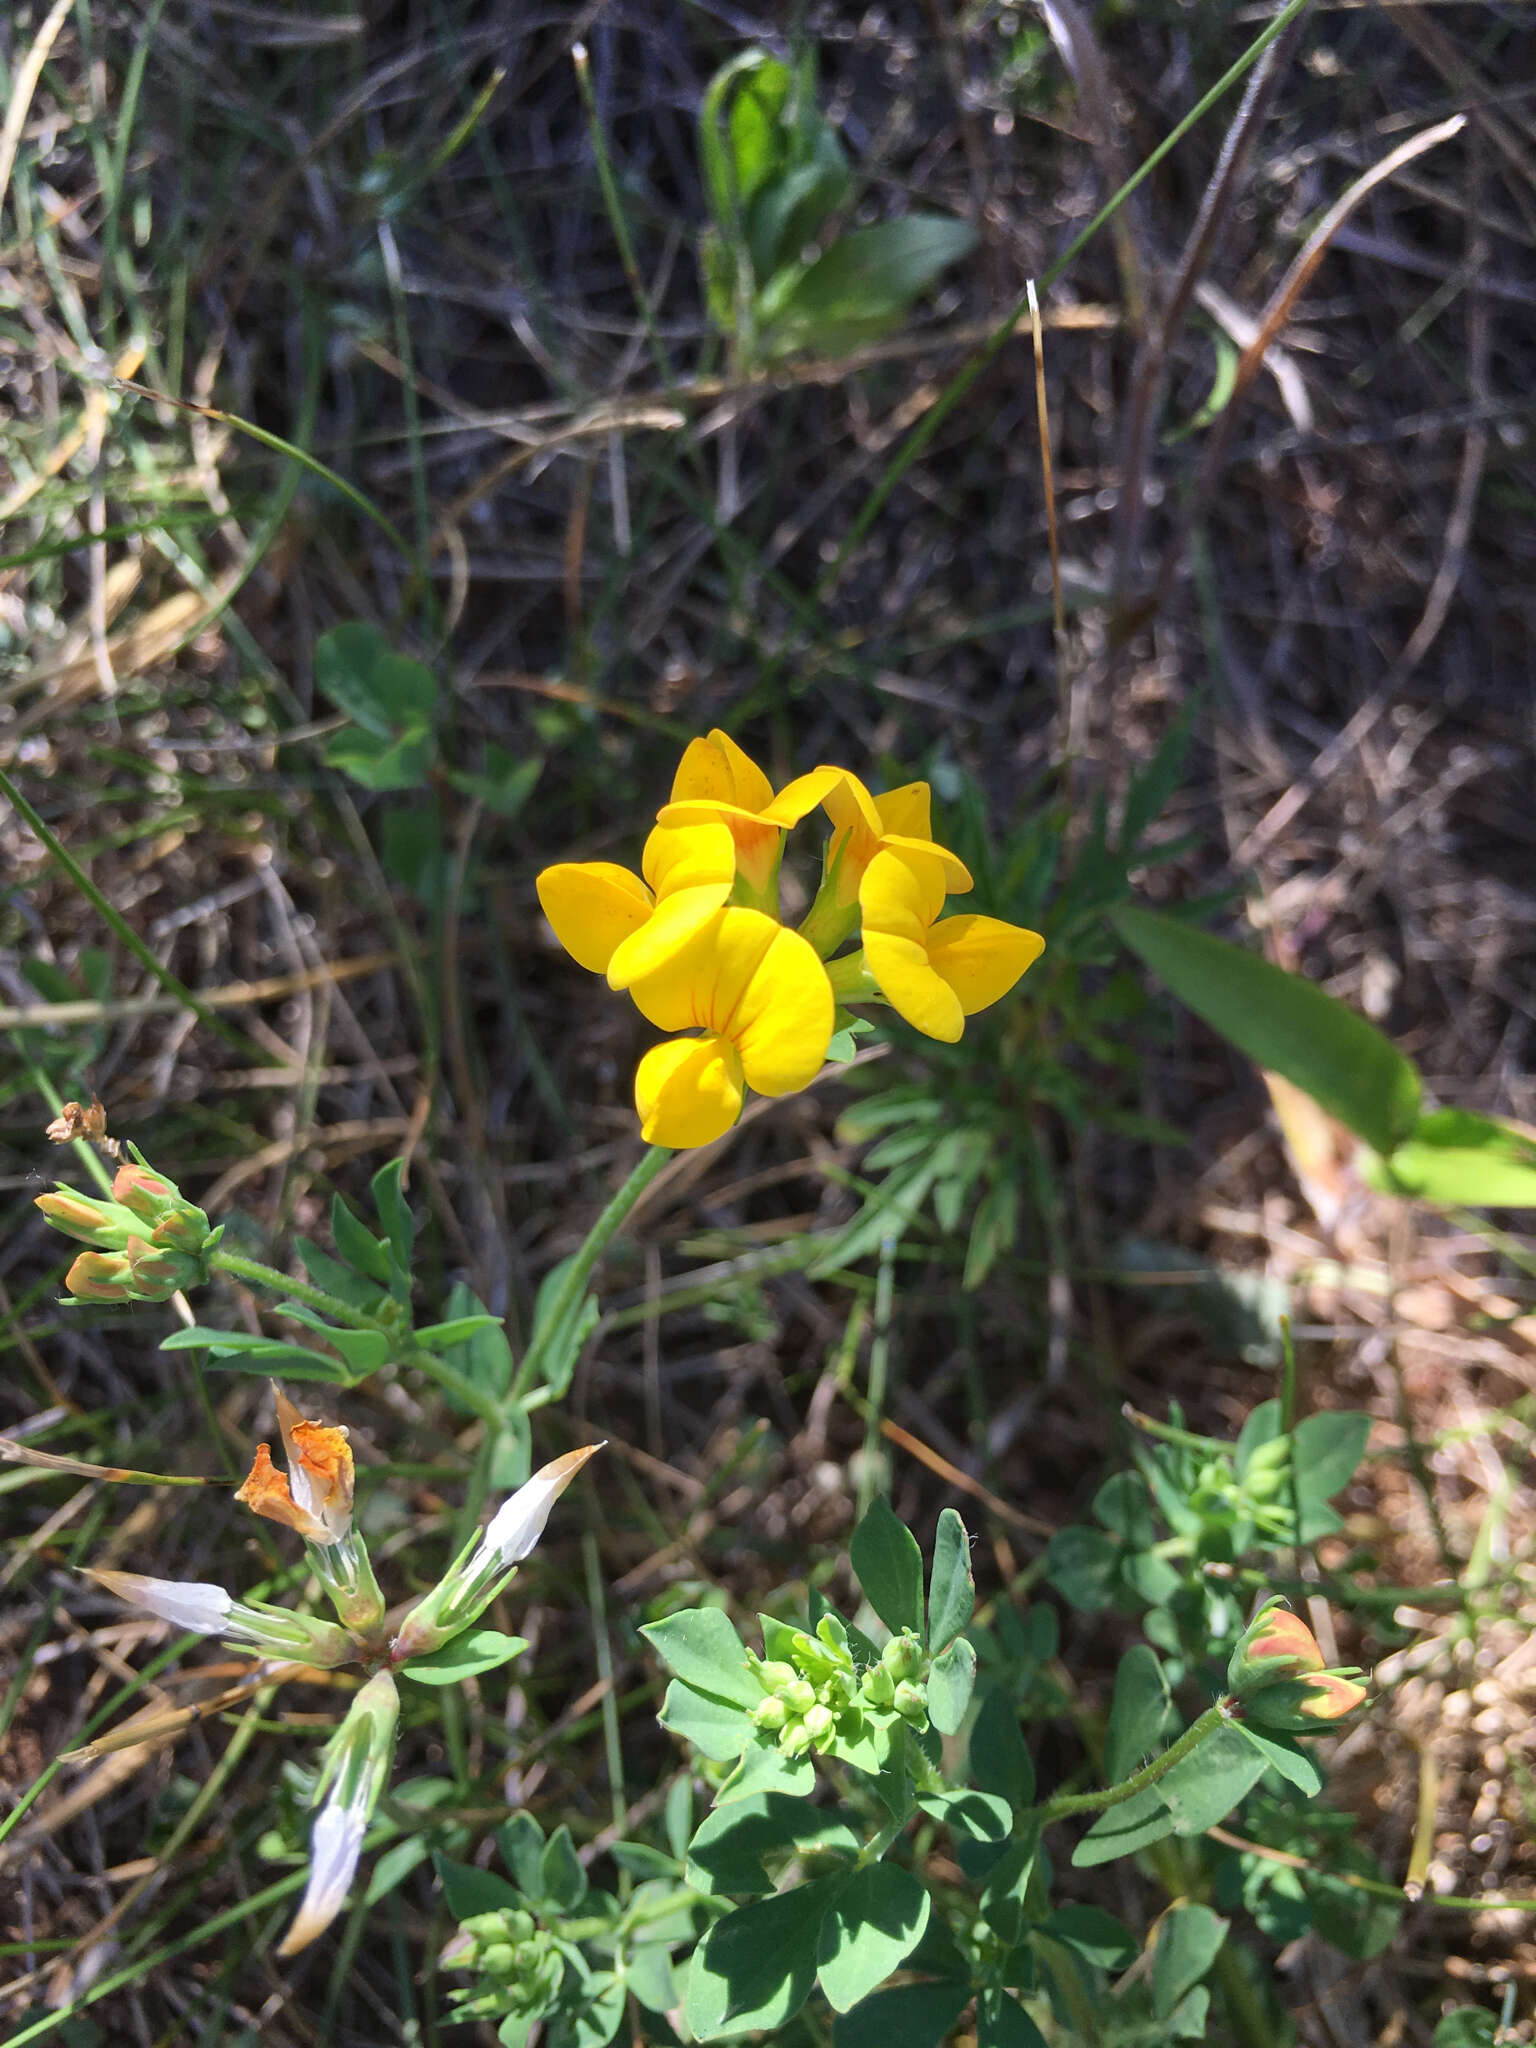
[63,1249,137,1301]
[1227,1601,1325,1692]
[35,1190,140,1249]
[112,1162,179,1224]
[1296,1673,1369,1722]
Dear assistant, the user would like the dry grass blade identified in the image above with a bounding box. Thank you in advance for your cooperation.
[0,0,73,221]
[0,1438,209,1485]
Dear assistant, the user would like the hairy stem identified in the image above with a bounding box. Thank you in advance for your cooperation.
[1037,1699,1231,1821]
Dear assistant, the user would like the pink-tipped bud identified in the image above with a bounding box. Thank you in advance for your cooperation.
[1227,1602,1326,1693]
[63,1248,139,1302]
[112,1162,180,1224]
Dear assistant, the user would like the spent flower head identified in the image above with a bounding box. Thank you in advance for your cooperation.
[79,1387,602,1955]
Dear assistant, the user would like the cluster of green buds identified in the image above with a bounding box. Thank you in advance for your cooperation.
[1227,1601,1368,1731]
[442,1910,564,2024]
[748,1616,928,1758]
[35,1150,221,1303]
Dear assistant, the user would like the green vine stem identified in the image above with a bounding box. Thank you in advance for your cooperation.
[511,1143,672,1400]
[209,1249,379,1332]
[1036,1699,1232,1822]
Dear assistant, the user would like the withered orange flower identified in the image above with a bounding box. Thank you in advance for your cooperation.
[235,1389,354,1546]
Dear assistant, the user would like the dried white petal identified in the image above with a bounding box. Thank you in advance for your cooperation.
[85,1570,233,1635]
[478,1444,604,1571]
[277,1802,366,1957]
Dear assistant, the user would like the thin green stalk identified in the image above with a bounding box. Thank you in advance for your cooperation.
[512,1144,671,1399]
[1037,1700,1230,1821]
[209,1249,379,1331]
[857,1230,898,1519]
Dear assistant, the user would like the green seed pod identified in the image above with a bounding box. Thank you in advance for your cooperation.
[893,1680,928,1725]
[881,1633,922,1681]
[861,1662,896,1708]
[754,1695,789,1732]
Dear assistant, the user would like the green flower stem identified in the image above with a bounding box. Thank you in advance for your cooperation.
[1037,1699,1231,1822]
[511,1144,672,1400]
[825,952,877,1004]
[209,1249,379,1331]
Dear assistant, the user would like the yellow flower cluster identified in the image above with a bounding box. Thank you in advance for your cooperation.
[536,731,1044,1149]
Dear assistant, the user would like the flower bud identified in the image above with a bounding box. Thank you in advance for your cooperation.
[481,1943,518,1977]
[35,1189,142,1249]
[754,1660,797,1693]
[753,1696,789,1732]
[778,1719,814,1757]
[124,1234,205,1298]
[112,1162,181,1224]
[1227,1603,1326,1693]
[783,1678,817,1717]
[860,1662,895,1708]
[893,1681,928,1726]
[1245,1671,1369,1733]
[62,1248,139,1301]
[881,1633,922,1681]
[802,1703,835,1744]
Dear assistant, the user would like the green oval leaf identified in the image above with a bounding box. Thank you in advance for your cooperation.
[402,1629,528,1684]
[817,1864,931,2014]
[927,1508,975,1655]
[850,1497,924,1639]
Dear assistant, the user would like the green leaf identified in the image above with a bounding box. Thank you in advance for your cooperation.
[687,1792,859,1897]
[927,1636,977,1736]
[641,1610,758,1709]
[1105,1645,1170,1784]
[762,216,978,355]
[425,1284,514,1411]
[834,1980,971,2048]
[1233,1399,1283,1480]
[529,1253,601,1397]
[917,1788,1011,1843]
[1039,1904,1136,1971]
[496,1812,545,1895]
[160,1326,353,1381]
[927,1508,975,1655]
[1232,1720,1321,1795]
[433,1851,523,1921]
[565,1970,625,2048]
[1114,906,1422,1156]
[401,1629,528,1685]
[626,1944,678,2015]
[1044,1525,1121,1612]
[817,1864,931,2013]
[684,1878,836,2039]
[1373,1106,1536,1207]
[969,1687,1035,1808]
[370,1158,414,1264]
[976,1988,1048,2048]
[540,1824,587,1911]
[1298,1843,1403,1959]
[978,1832,1038,1945]
[324,722,434,792]
[1152,1904,1228,2017]
[1092,1470,1156,1546]
[277,1304,389,1376]
[1292,1410,1370,1541]
[315,623,437,736]
[657,1681,754,1763]
[329,1195,393,1284]
[850,1497,924,1639]
[1072,1783,1177,1868]
[1157,1723,1268,1835]
[1434,2012,1501,2048]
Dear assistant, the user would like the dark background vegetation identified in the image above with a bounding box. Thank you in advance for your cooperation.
[3,2,1535,2042]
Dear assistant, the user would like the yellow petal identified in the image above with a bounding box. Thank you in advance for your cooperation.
[760,764,849,828]
[731,924,835,1095]
[627,907,776,1035]
[641,821,736,900]
[926,914,1045,1016]
[874,782,932,841]
[608,888,732,989]
[862,929,965,1041]
[859,847,948,943]
[635,1034,744,1147]
[881,832,972,893]
[537,863,652,974]
[669,729,774,815]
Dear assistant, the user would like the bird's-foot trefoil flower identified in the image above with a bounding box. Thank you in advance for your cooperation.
[625,908,834,1147]
[391,1443,604,1661]
[654,730,790,904]
[236,1387,383,1633]
[1228,1601,1368,1730]
[537,821,736,989]
[858,847,1044,1042]
[278,1668,400,1956]
[766,769,971,956]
